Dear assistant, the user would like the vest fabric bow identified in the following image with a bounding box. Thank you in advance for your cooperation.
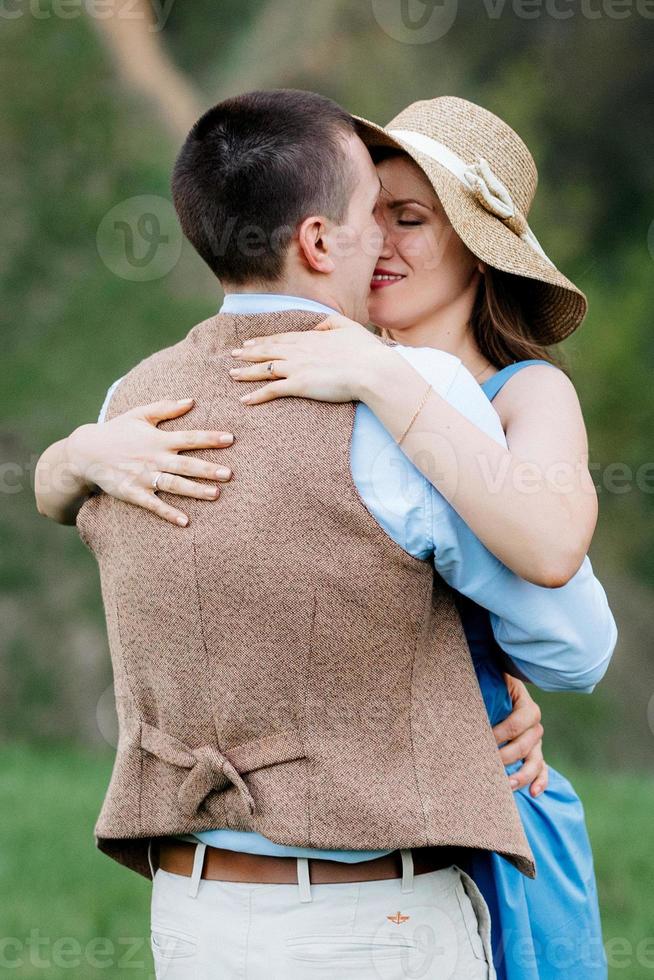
[139,723,256,818]
[178,744,256,818]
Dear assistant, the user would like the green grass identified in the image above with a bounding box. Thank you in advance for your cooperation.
[0,744,151,980]
[1,743,653,978]
[571,768,654,979]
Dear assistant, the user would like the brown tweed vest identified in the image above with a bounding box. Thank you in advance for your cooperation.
[76,310,535,880]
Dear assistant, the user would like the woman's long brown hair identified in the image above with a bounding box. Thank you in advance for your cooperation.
[469,268,567,372]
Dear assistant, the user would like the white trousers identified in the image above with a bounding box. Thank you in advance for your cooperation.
[149,844,496,979]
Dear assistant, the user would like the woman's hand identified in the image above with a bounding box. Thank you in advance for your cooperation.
[64,399,234,526]
[492,674,548,797]
[229,314,391,405]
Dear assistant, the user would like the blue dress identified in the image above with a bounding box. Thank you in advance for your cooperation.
[457,360,607,979]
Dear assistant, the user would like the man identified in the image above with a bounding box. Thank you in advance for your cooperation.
[35,89,616,979]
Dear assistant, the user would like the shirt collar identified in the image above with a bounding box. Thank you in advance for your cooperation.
[219,293,338,317]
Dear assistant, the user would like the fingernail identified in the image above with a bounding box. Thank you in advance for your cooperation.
[231,349,242,356]
[509,777,519,789]
[229,368,241,376]
[243,339,256,346]
[216,468,231,478]
[177,515,188,527]
[219,434,234,445]
[240,394,251,403]
[179,398,193,404]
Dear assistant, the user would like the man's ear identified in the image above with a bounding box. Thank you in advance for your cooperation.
[296,215,336,274]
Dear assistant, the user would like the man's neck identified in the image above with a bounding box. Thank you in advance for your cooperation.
[223,279,346,316]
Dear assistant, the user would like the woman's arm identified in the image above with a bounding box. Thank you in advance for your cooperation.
[230,318,598,586]
[364,354,597,587]
[35,430,103,525]
[34,399,235,527]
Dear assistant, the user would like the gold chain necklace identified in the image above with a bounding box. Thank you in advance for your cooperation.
[472,360,492,382]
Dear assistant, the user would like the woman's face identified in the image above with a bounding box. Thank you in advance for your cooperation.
[369,154,480,334]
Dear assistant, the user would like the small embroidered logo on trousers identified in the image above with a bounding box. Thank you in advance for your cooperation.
[387,912,410,924]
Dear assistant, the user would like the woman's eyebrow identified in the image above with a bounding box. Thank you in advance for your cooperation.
[387,197,434,210]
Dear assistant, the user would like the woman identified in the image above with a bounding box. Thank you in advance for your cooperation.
[220,98,608,978]
[35,97,607,977]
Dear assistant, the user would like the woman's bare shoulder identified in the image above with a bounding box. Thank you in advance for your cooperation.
[492,363,582,429]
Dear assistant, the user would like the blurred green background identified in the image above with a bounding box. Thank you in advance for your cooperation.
[1,1,653,976]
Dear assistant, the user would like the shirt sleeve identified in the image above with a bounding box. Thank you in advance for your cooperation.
[487,555,618,692]
[393,345,618,693]
[97,376,125,424]
[431,509,617,692]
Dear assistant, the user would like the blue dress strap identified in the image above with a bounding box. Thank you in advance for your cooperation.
[481,359,557,401]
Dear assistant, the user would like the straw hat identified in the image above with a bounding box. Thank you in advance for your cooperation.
[352,96,587,345]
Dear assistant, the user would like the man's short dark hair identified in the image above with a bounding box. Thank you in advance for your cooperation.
[171,89,358,285]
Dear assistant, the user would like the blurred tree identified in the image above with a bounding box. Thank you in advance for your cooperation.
[90,0,201,139]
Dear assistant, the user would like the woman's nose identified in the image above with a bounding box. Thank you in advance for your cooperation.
[375,216,395,259]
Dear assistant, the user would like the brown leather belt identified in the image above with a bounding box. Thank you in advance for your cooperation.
[156,839,465,884]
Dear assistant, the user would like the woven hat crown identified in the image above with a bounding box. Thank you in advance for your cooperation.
[387,96,538,217]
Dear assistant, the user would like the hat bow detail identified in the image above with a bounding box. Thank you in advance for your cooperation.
[463,156,553,266]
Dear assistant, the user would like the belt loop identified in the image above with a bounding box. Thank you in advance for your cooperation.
[400,848,414,893]
[188,842,207,899]
[296,857,312,903]
[147,838,156,881]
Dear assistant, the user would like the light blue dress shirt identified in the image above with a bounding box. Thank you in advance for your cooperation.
[97,292,617,866]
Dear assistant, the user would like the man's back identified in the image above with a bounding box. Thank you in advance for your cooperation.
[77,309,535,880]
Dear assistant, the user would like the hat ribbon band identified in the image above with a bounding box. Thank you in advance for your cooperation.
[388,128,554,267]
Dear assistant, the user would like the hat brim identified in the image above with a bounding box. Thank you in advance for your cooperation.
[352,113,587,345]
